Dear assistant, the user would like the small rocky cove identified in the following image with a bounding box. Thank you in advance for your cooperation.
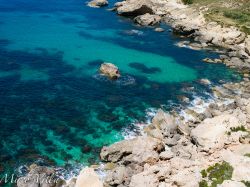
[16,0,250,186]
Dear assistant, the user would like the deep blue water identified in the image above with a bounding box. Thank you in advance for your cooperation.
[0,0,241,180]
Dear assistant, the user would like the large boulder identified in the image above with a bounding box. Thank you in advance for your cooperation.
[87,0,108,8]
[100,136,164,165]
[151,109,178,136]
[129,162,171,187]
[115,0,153,16]
[191,114,246,152]
[218,180,246,187]
[75,167,103,187]
[134,13,161,26]
[99,63,120,80]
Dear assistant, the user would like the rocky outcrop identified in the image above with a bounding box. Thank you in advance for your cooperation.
[101,136,164,165]
[99,63,120,80]
[115,0,154,16]
[134,13,161,26]
[191,113,247,152]
[75,167,103,187]
[113,0,250,71]
[99,80,250,187]
[87,0,108,8]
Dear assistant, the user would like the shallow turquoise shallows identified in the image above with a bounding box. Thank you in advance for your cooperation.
[0,0,241,178]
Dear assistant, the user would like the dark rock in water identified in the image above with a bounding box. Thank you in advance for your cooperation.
[82,145,92,153]
[99,62,121,80]
[129,62,161,74]
[53,125,69,134]
[97,112,119,122]
[0,164,4,172]
[0,154,12,162]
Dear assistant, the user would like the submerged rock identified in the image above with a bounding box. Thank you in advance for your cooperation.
[134,13,161,26]
[154,27,164,32]
[87,0,108,8]
[99,63,120,80]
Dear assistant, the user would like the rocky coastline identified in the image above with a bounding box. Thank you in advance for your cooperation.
[17,0,250,186]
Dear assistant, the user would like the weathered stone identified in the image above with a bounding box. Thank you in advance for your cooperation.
[221,150,250,182]
[154,27,164,32]
[75,167,103,187]
[87,0,108,7]
[177,123,191,136]
[152,109,178,135]
[99,63,120,79]
[191,114,245,152]
[116,0,153,17]
[134,13,161,26]
[218,180,246,187]
[100,136,164,165]
[246,102,250,115]
[159,150,174,160]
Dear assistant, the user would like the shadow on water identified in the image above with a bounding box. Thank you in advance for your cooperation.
[129,62,161,74]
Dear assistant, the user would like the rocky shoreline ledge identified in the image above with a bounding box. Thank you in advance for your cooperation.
[17,0,250,186]
[17,80,250,187]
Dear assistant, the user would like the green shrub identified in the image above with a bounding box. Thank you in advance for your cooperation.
[230,126,247,132]
[199,161,233,187]
[199,180,209,187]
[242,181,250,187]
[182,0,193,5]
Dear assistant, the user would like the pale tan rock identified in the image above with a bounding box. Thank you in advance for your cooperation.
[159,150,174,160]
[129,162,171,187]
[246,102,250,115]
[218,180,246,187]
[191,114,244,152]
[100,136,164,164]
[221,150,250,182]
[99,63,120,79]
[134,13,161,26]
[87,0,108,7]
[129,172,159,187]
[75,167,103,187]
[199,78,211,85]
[154,27,164,32]
[152,109,177,135]
[230,144,250,156]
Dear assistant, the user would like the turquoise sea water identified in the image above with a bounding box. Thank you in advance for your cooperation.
[0,0,241,179]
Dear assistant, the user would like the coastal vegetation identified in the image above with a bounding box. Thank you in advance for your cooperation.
[199,161,234,187]
[191,0,250,33]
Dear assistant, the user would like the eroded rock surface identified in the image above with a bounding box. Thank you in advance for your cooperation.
[99,63,120,80]
[87,0,108,8]
[134,13,161,26]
